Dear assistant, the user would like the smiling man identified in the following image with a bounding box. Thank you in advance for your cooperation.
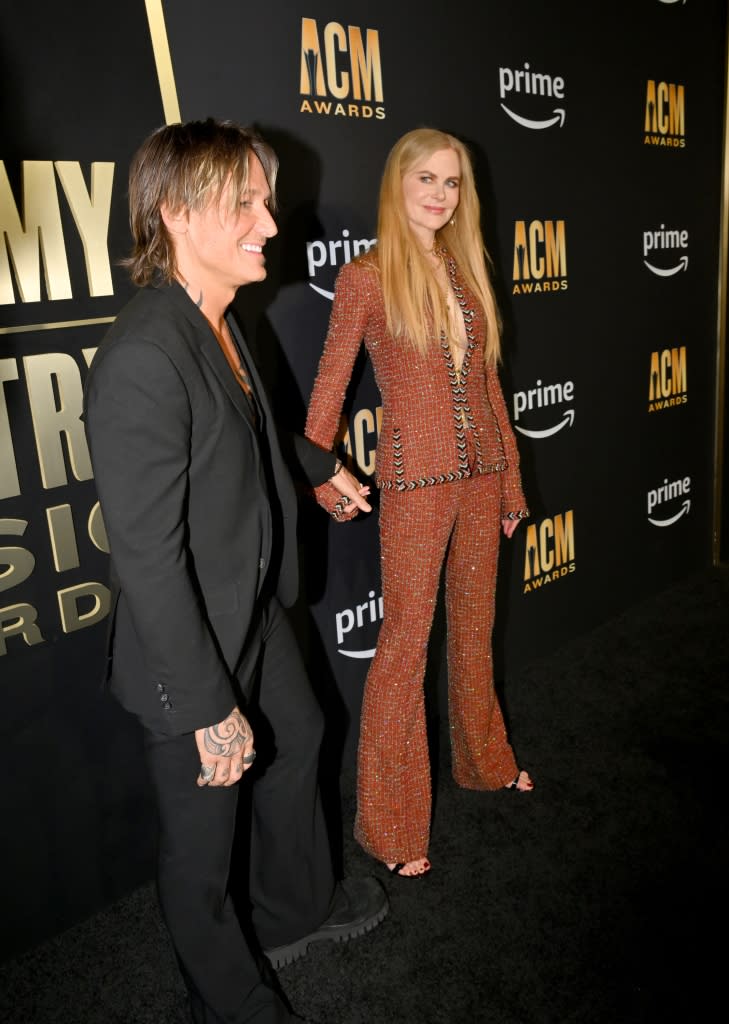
[83,118,385,1024]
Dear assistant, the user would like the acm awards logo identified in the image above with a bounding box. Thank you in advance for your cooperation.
[523,510,575,594]
[299,18,385,120]
[643,225,688,276]
[512,220,568,295]
[647,475,691,527]
[335,588,383,658]
[512,378,575,439]
[644,80,685,148]
[498,63,566,130]
[648,346,687,413]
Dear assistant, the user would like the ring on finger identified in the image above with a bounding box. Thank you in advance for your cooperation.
[242,750,256,765]
[199,764,215,782]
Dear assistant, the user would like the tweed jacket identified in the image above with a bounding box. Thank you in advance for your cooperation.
[305,251,528,519]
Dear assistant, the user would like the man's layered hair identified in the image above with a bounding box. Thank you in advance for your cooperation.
[124,118,278,286]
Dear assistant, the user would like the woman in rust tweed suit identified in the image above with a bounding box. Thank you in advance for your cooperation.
[306,128,533,878]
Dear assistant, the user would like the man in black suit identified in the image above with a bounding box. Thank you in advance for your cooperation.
[84,119,387,1024]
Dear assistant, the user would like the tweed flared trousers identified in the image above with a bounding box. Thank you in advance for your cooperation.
[354,470,519,863]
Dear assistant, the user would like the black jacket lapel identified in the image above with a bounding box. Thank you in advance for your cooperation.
[165,281,256,427]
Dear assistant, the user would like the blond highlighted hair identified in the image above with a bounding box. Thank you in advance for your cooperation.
[375,127,502,365]
[124,118,278,287]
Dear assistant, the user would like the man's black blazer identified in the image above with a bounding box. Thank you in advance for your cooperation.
[83,282,335,736]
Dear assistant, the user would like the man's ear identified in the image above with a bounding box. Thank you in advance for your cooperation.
[160,202,189,236]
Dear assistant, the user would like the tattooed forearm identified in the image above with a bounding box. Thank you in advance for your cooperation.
[202,708,251,756]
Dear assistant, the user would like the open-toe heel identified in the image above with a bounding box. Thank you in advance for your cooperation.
[387,859,431,879]
[505,769,534,792]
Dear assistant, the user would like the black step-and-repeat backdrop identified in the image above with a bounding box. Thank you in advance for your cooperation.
[1,0,726,957]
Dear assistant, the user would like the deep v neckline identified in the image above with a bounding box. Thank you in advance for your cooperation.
[435,253,468,372]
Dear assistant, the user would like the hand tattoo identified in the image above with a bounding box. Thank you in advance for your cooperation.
[202,708,251,756]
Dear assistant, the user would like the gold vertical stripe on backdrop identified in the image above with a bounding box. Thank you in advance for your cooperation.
[2,3,179,333]
[714,16,729,565]
[0,317,116,336]
[144,0,182,124]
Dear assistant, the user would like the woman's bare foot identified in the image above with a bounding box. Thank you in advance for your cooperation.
[387,858,431,877]
[506,769,534,792]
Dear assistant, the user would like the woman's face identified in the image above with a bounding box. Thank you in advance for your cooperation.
[401,147,461,247]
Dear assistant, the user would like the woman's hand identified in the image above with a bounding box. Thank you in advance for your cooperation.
[502,518,521,539]
[330,464,372,514]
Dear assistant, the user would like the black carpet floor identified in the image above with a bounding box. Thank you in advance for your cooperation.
[2,566,727,1024]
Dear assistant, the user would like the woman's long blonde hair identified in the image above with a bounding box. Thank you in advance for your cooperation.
[375,128,502,365]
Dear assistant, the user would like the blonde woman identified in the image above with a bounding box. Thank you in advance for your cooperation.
[306,128,533,879]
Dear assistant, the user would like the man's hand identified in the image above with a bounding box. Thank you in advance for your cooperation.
[330,464,372,514]
[195,706,255,787]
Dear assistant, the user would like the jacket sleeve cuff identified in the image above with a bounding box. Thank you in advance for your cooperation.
[312,480,360,521]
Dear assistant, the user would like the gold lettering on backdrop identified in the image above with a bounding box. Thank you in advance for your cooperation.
[351,408,378,476]
[649,347,687,399]
[668,84,685,136]
[348,27,383,102]
[301,17,327,95]
[0,161,71,303]
[538,518,554,571]
[648,347,688,411]
[0,359,21,499]
[0,500,112,654]
[0,604,44,655]
[645,81,656,131]
[513,221,567,282]
[0,518,35,594]
[0,160,114,304]
[300,18,384,115]
[553,511,575,566]
[46,504,81,573]
[523,511,575,580]
[644,81,685,137]
[87,501,109,554]
[513,221,528,279]
[0,344,112,653]
[545,221,567,277]
[0,520,44,651]
[528,221,545,279]
[54,162,114,297]
[657,82,669,133]
[58,582,110,634]
[23,353,93,489]
[324,22,349,99]
[337,405,382,476]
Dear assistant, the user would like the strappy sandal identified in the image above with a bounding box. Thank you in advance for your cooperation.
[388,859,431,878]
[506,769,534,792]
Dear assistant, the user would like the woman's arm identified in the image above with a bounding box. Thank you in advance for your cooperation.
[485,364,530,521]
[305,260,373,519]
